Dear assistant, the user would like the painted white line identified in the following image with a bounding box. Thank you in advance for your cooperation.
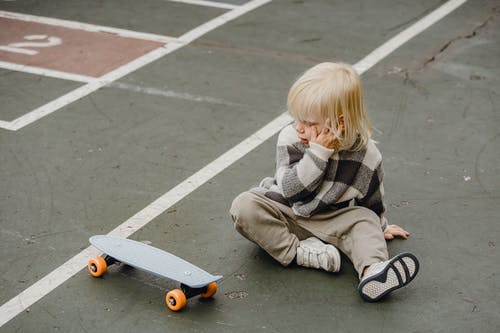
[0,120,12,130]
[0,112,291,328]
[165,0,238,10]
[0,10,177,44]
[1,0,272,132]
[109,82,239,106]
[178,0,271,43]
[0,0,467,326]
[0,246,101,324]
[4,43,185,131]
[0,61,94,83]
[355,0,467,73]
[108,113,293,237]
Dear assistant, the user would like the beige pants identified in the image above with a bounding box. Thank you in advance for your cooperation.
[229,191,388,278]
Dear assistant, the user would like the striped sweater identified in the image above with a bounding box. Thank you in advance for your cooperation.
[251,124,388,230]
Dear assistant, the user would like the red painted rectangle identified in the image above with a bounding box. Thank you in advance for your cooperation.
[0,17,165,77]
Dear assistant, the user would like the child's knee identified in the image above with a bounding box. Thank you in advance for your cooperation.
[229,192,263,240]
[229,191,259,225]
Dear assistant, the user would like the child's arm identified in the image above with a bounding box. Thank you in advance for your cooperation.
[275,127,333,203]
[356,162,389,231]
[357,162,410,240]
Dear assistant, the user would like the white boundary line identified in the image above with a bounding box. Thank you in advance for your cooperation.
[0,0,271,131]
[0,10,182,87]
[3,44,184,131]
[165,0,238,10]
[0,120,11,129]
[176,0,275,43]
[0,61,94,83]
[0,0,467,327]
[355,0,467,73]
[0,10,177,44]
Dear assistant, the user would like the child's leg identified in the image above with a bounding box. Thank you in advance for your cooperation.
[229,191,312,266]
[296,206,388,279]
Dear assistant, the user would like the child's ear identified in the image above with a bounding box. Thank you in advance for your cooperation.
[337,114,345,129]
[339,114,344,125]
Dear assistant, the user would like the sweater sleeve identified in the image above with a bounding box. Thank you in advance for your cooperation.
[356,162,388,230]
[275,127,334,203]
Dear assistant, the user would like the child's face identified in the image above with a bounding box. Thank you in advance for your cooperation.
[294,117,326,145]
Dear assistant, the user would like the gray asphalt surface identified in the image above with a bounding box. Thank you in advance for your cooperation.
[1,1,499,332]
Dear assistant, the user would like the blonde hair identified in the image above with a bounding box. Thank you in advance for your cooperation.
[287,62,372,151]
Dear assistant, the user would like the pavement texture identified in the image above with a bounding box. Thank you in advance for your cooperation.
[0,0,499,332]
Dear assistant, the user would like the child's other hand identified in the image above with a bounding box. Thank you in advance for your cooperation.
[384,224,410,240]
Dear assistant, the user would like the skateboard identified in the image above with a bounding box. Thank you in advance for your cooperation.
[87,235,223,312]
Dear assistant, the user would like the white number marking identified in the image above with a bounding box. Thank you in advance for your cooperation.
[0,34,62,55]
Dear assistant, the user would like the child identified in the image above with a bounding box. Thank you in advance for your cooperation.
[230,62,419,302]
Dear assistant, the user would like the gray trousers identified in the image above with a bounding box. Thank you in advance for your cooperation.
[229,191,389,278]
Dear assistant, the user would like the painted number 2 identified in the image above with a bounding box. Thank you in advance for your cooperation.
[0,35,62,55]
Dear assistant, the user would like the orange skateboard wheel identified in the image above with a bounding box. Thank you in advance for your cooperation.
[200,282,217,298]
[166,289,187,311]
[88,256,107,277]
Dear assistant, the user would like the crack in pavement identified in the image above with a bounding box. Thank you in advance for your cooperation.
[421,6,498,68]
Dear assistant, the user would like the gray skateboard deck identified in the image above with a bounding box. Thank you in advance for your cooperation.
[89,235,222,288]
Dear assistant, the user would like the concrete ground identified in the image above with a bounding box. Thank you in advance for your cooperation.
[1,0,499,332]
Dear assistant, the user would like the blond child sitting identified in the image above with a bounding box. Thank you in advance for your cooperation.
[230,62,419,301]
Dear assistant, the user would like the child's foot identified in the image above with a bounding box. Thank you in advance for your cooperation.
[296,237,341,272]
[358,253,419,302]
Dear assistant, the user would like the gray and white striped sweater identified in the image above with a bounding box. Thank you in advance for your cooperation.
[251,124,388,230]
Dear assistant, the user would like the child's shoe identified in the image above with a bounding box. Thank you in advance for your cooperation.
[358,252,419,302]
[296,237,341,272]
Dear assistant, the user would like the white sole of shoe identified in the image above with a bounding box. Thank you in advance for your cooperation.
[358,253,419,302]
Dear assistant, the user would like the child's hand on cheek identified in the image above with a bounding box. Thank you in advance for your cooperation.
[311,119,342,150]
[311,127,336,149]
